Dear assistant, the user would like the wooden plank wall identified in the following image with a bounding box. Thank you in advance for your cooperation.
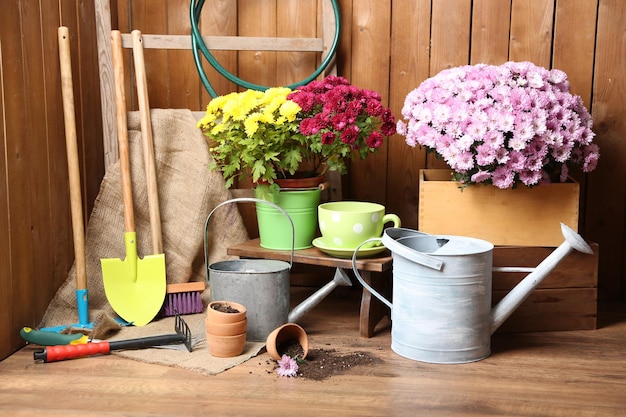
[0,1,106,359]
[0,0,624,360]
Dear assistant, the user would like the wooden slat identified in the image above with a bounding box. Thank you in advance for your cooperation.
[167,0,203,110]
[426,0,472,170]
[114,0,133,113]
[276,0,318,85]
[470,0,511,64]
[509,0,554,66]
[0,0,61,359]
[129,0,169,109]
[0,9,14,360]
[23,0,53,323]
[551,0,598,242]
[387,0,431,230]
[76,1,107,221]
[429,0,472,74]
[119,33,325,52]
[552,0,598,108]
[320,0,338,76]
[197,0,238,100]
[586,0,626,301]
[95,0,119,167]
[348,0,392,204]
[238,0,277,87]
[334,0,352,77]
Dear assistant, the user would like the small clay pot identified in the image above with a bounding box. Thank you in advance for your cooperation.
[266,323,309,361]
[206,301,247,324]
[207,332,246,358]
[206,317,247,336]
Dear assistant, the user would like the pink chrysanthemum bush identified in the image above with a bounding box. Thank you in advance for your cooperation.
[396,61,600,189]
[288,75,396,175]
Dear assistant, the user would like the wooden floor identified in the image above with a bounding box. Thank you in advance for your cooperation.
[1,287,625,417]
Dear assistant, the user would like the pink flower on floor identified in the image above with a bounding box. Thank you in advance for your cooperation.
[276,354,299,377]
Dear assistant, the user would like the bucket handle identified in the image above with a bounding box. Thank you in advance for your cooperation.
[351,238,393,309]
[203,197,295,275]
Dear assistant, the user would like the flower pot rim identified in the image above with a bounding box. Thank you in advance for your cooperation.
[208,300,247,314]
[274,175,325,189]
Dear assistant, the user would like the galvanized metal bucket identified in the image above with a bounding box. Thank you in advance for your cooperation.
[204,198,294,341]
[352,229,495,364]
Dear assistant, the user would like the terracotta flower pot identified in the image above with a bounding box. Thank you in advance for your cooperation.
[206,301,247,324]
[205,301,247,357]
[266,323,309,361]
[206,317,247,336]
[206,332,246,358]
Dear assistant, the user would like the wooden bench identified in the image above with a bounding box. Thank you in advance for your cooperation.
[227,238,393,338]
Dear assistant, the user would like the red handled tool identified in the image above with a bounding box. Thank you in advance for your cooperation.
[34,312,192,363]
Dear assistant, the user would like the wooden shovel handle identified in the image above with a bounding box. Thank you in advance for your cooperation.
[111,30,135,233]
[132,30,163,255]
[58,27,87,291]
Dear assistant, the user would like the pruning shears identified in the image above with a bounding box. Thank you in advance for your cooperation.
[20,327,89,346]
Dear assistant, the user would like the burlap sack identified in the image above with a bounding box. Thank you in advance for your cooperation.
[39,109,249,328]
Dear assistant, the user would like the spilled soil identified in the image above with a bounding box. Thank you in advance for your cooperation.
[267,346,382,381]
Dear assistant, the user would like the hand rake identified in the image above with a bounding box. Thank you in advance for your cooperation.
[33,311,192,363]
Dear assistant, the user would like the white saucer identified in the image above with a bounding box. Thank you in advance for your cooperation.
[312,237,388,258]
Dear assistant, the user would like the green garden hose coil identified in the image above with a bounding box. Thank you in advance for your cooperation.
[190,0,341,97]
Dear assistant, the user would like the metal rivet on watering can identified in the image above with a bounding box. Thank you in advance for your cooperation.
[352,223,594,364]
[204,198,351,342]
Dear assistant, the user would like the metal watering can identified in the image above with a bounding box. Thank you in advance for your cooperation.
[204,198,351,341]
[352,223,594,364]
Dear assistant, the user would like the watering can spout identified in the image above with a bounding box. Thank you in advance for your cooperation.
[490,223,594,334]
[288,268,353,323]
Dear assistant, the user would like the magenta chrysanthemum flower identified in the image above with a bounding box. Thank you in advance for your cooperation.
[366,131,384,148]
[321,131,336,145]
[340,125,360,144]
[287,75,396,175]
[276,354,299,377]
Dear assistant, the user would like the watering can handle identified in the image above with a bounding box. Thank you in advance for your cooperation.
[351,232,444,310]
[381,231,443,271]
[351,238,393,310]
[203,197,295,274]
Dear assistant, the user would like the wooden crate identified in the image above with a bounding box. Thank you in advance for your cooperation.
[418,169,580,247]
[492,243,598,333]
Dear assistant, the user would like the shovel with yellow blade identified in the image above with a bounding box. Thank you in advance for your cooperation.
[100,30,166,326]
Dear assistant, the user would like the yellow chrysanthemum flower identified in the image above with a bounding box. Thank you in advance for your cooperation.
[244,112,262,136]
[280,100,301,121]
